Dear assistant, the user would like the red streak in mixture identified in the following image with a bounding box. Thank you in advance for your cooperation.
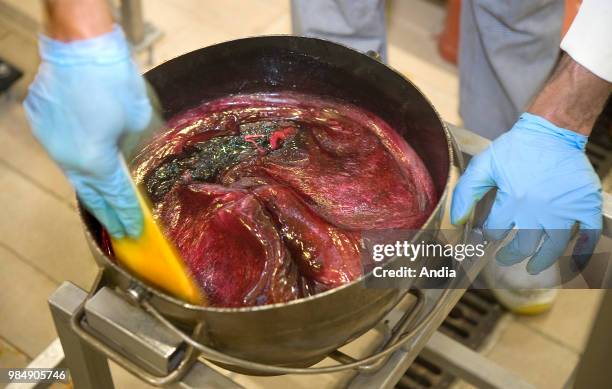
[269,126,297,150]
[243,134,267,155]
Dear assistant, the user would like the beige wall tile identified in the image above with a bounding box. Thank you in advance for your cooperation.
[143,0,202,38]
[0,246,58,357]
[450,380,477,389]
[0,21,9,39]
[149,22,233,68]
[109,361,156,389]
[0,104,75,203]
[0,336,30,369]
[0,0,43,24]
[162,0,289,37]
[518,289,604,353]
[259,13,291,36]
[388,43,458,97]
[387,0,453,74]
[485,320,578,389]
[0,164,98,289]
[388,0,445,36]
[213,360,348,389]
[143,0,292,69]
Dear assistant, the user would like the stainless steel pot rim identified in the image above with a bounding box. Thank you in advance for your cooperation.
[80,35,456,314]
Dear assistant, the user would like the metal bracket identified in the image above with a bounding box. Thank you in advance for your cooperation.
[48,283,114,389]
[421,332,535,389]
[84,287,185,376]
[49,282,243,389]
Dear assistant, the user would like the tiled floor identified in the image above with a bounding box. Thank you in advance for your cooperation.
[0,1,606,389]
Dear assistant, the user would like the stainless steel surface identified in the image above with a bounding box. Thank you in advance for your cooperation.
[133,287,450,375]
[169,363,245,389]
[59,277,467,378]
[85,287,185,376]
[325,290,427,373]
[447,124,490,160]
[70,290,198,386]
[421,332,535,389]
[48,282,114,389]
[330,290,425,373]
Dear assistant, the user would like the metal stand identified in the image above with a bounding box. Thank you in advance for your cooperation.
[45,278,536,389]
[48,283,114,389]
[42,218,536,389]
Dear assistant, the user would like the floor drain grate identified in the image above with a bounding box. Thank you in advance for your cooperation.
[396,289,505,389]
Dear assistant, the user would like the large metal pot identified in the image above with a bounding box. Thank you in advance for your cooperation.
[79,36,457,373]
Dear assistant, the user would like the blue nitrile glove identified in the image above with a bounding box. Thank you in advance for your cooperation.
[24,25,151,239]
[451,113,602,274]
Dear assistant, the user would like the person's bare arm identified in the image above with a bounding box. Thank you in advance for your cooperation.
[529,54,612,136]
[452,53,608,274]
[44,0,114,41]
[27,1,151,238]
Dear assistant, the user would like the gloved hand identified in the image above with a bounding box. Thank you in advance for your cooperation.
[24,25,152,239]
[451,113,602,274]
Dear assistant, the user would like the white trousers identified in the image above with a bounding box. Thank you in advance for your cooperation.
[291,0,564,139]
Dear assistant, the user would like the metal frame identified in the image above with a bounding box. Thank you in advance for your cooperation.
[420,332,534,389]
[48,282,243,389]
[45,264,536,389]
[47,283,114,389]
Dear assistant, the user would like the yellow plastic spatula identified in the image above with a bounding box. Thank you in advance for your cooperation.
[110,180,206,305]
[110,82,206,305]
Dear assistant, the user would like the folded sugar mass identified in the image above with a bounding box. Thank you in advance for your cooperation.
[128,92,437,307]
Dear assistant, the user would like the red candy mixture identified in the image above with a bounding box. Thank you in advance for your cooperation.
[128,92,436,307]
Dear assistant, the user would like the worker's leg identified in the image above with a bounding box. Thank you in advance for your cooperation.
[291,0,388,62]
[459,0,564,139]
[460,0,565,314]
